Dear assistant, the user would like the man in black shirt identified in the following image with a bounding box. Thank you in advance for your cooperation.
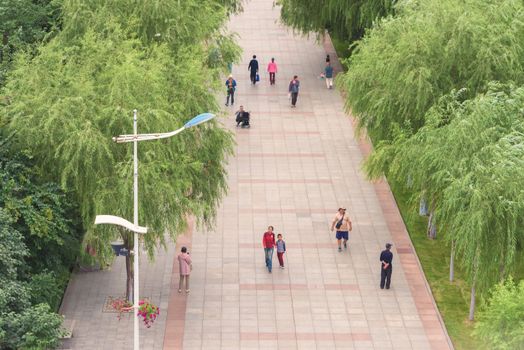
[248,55,259,85]
[235,105,250,128]
[380,243,393,289]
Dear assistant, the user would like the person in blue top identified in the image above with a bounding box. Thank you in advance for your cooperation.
[276,234,286,269]
[248,55,259,85]
[225,75,237,106]
[288,75,300,108]
[380,243,393,289]
[324,62,334,89]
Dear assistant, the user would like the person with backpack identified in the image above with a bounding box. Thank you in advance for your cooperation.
[248,55,259,85]
[288,75,300,108]
[262,226,276,273]
[330,207,352,252]
[267,57,278,85]
[225,75,237,106]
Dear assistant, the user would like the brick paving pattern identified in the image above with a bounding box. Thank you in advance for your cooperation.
[165,0,454,349]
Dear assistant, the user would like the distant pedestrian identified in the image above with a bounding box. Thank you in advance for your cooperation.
[267,58,278,85]
[177,246,192,294]
[326,54,331,63]
[225,75,237,106]
[330,207,352,252]
[248,55,259,85]
[324,62,334,89]
[380,243,393,289]
[276,233,286,269]
[288,75,300,108]
[262,226,276,273]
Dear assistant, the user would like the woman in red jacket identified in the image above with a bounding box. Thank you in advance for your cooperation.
[262,226,276,273]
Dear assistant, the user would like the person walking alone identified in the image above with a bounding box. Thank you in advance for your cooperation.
[267,57,278,85]
[262,226,276,273]
[380,243,393,289]
[225,75,237,106]
[177,246,192,294]
[288,75,300,108]
[331,207,352,252]
[324,62,334,89]
[248,55,259,85]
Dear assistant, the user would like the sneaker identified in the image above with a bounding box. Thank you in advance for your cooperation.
[225,103,228,106]
[280,265,284,269]
[344,241,347,249]
[338,247,342,252]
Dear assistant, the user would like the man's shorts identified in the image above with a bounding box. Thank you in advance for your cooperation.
[336,231,349,240]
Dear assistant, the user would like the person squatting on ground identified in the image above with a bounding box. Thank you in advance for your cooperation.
[288,75,300,107]
[324,62,334,89]
[262,226,276,273]
[380,243,393,289]
[248,55,259,85]
[225,75,237,106]
[331,207,352,252]
[267,57,278,85]
[235,105,250,128]
[177,246,192,294]
[276,233,286,269]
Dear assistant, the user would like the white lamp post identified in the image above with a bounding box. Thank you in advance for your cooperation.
[95,109,215,350]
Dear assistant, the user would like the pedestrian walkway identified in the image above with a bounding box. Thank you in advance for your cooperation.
[163,0,453,349]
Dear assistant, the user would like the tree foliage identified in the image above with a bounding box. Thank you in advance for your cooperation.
[474,277,524,350]
[2,0,239,301]
[0,0,61,86]
[339,0,524,142]
[278,0,393,44]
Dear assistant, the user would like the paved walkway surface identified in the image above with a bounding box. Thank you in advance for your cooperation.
[59,237,176,349]
[164,0,453,350]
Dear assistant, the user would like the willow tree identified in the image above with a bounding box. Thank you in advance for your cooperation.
[367,84,524,320]
[2,0,240,301]
[339,0,524,143]
[278,0,393,44]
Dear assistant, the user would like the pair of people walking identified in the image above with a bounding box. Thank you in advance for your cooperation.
[262,226,286,273]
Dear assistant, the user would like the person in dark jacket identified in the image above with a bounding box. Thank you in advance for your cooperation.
[235,105,250,128]
[248,55,259,85]
[288,75,300,108]
[380,243,393,289]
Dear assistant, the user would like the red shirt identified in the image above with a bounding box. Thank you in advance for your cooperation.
[262,231,275,248]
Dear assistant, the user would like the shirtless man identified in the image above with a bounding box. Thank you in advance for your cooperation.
[331,207,352,252]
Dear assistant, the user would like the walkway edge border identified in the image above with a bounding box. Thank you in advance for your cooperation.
[322,32,455,350]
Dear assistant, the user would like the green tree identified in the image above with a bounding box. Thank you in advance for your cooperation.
[278,0,393,45]
[474,277,524,350]
[366,84,524,319]
[0,0,61,86]
[3,0,238,301]
[339,0,524,142]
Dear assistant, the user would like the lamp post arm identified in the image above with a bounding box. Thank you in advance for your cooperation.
[113,126,186,143]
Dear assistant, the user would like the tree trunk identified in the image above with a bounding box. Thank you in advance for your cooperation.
[449,240,455,282]
[469,280,476,321]
[122,234,134,302]
[427,211,437,239]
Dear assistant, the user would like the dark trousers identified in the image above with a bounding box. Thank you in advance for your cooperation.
[277,252,284,267]
[380,265,392,289]
[269,72,275,84]
[291,92,298,106]
[250,71,257,84]
[226,89,234,105]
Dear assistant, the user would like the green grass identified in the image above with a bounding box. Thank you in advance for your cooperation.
[388,180,483,350]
